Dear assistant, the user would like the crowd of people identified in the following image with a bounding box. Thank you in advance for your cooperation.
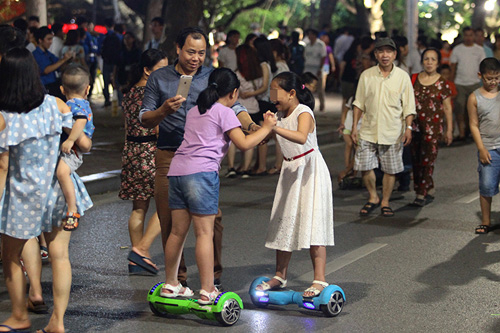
[0,11,499,332]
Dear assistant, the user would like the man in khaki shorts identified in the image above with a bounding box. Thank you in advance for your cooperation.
[351,38,416,217]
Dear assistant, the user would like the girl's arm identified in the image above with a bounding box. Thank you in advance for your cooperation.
[0,151,8,198]
[274,112,314,145]
[239,63,270,99]
[468,93,490,164]
[228,112,276,150]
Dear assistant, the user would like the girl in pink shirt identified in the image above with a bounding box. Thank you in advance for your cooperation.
[162,68,276,304]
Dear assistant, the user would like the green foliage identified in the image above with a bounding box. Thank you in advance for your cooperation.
[331,3,358,30]
[381,0,406,35]
[225,0,310,39]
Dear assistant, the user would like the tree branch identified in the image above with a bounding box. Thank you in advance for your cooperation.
[219,0,268,29]
[340,0,357,14]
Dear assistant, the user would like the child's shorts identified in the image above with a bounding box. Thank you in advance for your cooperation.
[168,171,219,215]
[478,148,500,197]
[61,148,83,172]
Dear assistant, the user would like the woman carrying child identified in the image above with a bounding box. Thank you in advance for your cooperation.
[256,71,334,298]
[162,68,276,303]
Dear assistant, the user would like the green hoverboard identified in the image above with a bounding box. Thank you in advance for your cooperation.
[147,282,243,326]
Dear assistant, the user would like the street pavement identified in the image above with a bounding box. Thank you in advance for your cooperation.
[0,92,499,332]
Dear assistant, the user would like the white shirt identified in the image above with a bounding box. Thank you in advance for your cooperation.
[334,34,354,62]
[218,46,238,72]
[304,39,326,74]
[450,43,486,86]
[49,36,64,58]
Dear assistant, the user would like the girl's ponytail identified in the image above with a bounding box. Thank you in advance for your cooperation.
[197,68,240,114]
[273,71,315,110]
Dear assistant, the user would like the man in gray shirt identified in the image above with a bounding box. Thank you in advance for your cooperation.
[139,27,256,289]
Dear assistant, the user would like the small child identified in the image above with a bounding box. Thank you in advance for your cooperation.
[58,65,94,231]
[468,57,500,234]
[440,64,458,107]
[162,68,276,304]
[256,71,334,298]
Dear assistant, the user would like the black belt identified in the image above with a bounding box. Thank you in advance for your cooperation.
[126,135,157,143]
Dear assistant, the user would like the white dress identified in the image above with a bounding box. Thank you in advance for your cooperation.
[265,104,334,251]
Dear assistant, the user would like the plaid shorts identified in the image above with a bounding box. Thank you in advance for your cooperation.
[354,139,404,174]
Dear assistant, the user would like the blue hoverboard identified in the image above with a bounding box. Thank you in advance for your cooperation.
[248,276,345,317]
[147,282,243,326]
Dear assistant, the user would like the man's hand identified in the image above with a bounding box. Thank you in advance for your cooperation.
[351,128,358,145]
[402,128,412,146]
[479,148,492,164]
[61,139,74,154]
[161,95,186,115]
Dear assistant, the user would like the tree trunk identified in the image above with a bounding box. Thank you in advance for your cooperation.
[161,0,204,62]
[354,0,370,36]
[26,0,47,25]
[471,0,486,29]
[143,0,164,43]
[318,0,339,30]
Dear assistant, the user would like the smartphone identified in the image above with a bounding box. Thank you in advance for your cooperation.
[176,75,193,98]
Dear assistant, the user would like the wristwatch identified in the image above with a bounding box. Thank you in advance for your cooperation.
[407,126,412,130]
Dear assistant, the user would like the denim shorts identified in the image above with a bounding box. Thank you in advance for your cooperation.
[168,171,219,215]
[478,149,500,197]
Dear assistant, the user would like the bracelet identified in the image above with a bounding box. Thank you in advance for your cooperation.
[247,122,256,131]
[407,125,412,130]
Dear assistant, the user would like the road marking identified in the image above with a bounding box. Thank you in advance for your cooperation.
[455,191,480,204]
[296,243,388,282]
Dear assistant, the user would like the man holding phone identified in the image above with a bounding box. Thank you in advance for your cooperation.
[140,27,257,290]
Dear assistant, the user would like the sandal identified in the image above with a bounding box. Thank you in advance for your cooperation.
[303,280,329,299]
[63,212,80,231]
[198,288,220,305]
[425,195,435,205]
[160,283,194,298]
[410,198,425,207]
[475,225,490,234]
[40,245,48,261]
[256,275,287,291]
[381,206,394,217]
[267,167,281,175]
[359,201,380,216]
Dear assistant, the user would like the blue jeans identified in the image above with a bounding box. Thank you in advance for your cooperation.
[168,172,220,214]
[478,148,500,197]
[102,62,114,103]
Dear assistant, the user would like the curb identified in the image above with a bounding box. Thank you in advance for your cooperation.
[82,128,339,196]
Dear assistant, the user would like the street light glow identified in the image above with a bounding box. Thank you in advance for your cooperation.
[485,0,495,11]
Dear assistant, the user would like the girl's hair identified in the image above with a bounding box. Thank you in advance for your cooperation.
[244,33,257,45]
[197,68,240,114]
[274,71,315,110]
[124,48,167,93]
[270,38,289,61]
[65,29,79,46]
[0,47,45,113]
[253,36,278,73]
[236,44,262,81]
[420,47,441,65]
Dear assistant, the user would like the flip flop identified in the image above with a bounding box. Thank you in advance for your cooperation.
[128,263,156,276]
[0,324,31,332]
[127,251,158,274]
[359,201,380,216]
[381,206,394,217]
[410,198,425,207]
[475,225,489,234]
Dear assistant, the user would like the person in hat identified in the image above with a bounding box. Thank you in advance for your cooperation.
[350,37,416,217]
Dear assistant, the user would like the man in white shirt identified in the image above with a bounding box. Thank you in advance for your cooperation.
[217,30,240,72]
[48,23,64,58]
[144,17,165,50]
[450,26,486,140]
[351,38,416,217]
[333,27,354,64]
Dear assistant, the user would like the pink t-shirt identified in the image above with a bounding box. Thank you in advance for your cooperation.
[168,102,241,176]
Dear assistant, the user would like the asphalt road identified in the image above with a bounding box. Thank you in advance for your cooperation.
[1,137,498,333]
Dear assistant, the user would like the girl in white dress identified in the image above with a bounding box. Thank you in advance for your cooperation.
[257,71,334,298]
